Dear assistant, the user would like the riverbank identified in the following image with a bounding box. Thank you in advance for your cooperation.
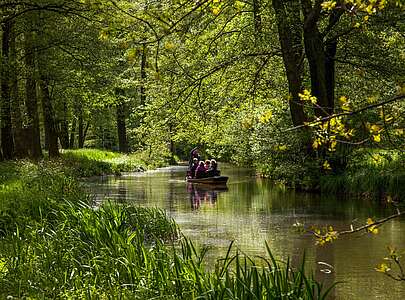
[321,149,405,201]
[0,149,333,298]
[61,148,172,176]
[256,149,405,201]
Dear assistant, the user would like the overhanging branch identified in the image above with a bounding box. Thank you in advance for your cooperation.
[284,94,405,132]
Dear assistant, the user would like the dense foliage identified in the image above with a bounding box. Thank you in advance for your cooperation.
[0,0,403,196]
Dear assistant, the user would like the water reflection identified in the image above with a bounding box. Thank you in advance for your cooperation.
[84,165,405,300]
[187,183,228,210]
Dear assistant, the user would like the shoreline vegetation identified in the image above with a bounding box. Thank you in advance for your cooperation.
[255,148,405,200]
[0,149,334,299]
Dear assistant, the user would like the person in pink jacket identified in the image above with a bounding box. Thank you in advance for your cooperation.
[195,161,207,179]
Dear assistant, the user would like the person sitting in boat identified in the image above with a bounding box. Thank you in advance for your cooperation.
[189,158,199,178]
[195,161,207,179]
[206,159,220,177]
[188,147,201,178]
[204,160,211,170]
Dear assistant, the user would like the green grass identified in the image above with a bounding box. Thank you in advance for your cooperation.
[61,149,171,176]
[171,239,334,300]
[321,149,405,200]
[0,200,333,299]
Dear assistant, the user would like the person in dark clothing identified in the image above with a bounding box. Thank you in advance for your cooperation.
[187,147,201,178]
[188,147,201,169]
[195,161,207,179]
[206,159,220,177]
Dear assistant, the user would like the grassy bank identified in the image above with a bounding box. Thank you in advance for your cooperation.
[0,151,333,298]
[61,148,172,176]
[255,148,405,200]
[320,149,405,200]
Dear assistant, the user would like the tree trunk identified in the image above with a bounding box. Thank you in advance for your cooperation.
[59,101,69,149]
[273,0,307,126]
[140,44,147,106]
[77,104,89,149]
[301,0,335,116]
[69,117,76,148]
[168,123,176,164]
[10,23,28,158]
[302,26,330,116]
[39,78,59,158]
[324,9,344,112]
[24,30,42,159]
[78,105,84,148]
[325,40,337,112]
[115,88,129,153]
[1,21,14,160]
[253,0,262,39]
[116,103,128,153]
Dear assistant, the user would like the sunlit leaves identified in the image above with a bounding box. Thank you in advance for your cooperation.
[344,0,388,14]
[292,221,305,233]
[258,110,273,124]
[321,1,337,11]
[366,218,379,234]
[212,7,221,15]
[0,257,8,275]
[277,144,287,151]
[319,0,393,29]
[241,118,253,130]
[210,0,223,16]
[313,226,338,246]
[367,95,378,103]
[339,96,352,112]
[98,28,109,41]
[367,123,383,143]
[126,48,138,64]
[379,109,394,124]
[387,246,401,261]
[375,262,391,273]
[234,1,244,11]
[375,246,405,281]
[310,116,352,153]
[298,89,317,104]
[164,41,176,50]
[373,134,381,142]
[323,160,332,170]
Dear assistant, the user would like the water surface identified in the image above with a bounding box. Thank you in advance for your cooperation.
[86,165,405,299]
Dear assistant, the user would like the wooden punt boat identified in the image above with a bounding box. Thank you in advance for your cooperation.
[186,176,228,184]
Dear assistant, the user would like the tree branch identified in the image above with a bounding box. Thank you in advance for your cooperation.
[284,94,405,132]
[338,210,405,236]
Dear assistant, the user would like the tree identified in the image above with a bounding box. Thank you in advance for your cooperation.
[1,20,14,159]
[273,0,307,126]
[24,24,42,159]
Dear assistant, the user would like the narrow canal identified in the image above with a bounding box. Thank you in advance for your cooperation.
[86,165,405,299]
